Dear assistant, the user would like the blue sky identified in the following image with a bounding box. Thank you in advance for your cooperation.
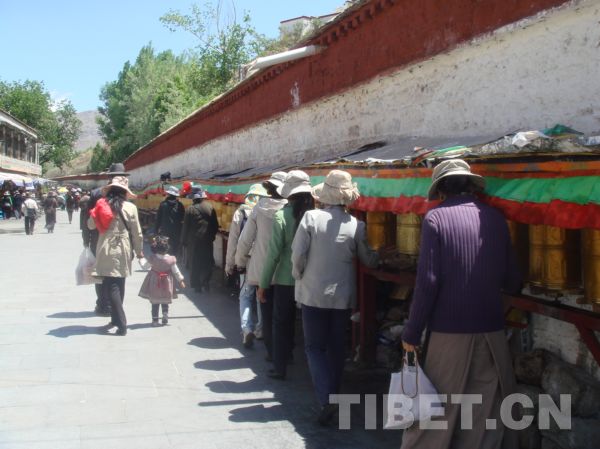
[0,1,344,112]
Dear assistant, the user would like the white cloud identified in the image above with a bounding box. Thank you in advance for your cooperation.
[49,90,73,111]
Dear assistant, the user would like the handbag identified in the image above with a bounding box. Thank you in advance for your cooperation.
[385,351,443,429]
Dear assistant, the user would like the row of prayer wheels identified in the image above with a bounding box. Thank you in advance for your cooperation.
[212,201,238,232]
[366,212,421,256]
[364,211,599,304]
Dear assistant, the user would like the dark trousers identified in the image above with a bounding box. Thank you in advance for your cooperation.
[103,277,126,330]
[151,303,169,318]
[67,209,73,223]
[95,283,111,312]
[24,217,35,234]
[272,285,296,376]
[302,305,351,407]
[259,287,274,359]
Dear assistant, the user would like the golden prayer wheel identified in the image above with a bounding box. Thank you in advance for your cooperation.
[582,229,600,304]
[528,225,581,291]
[367,212,392,250]
[212,200,223,221]
[507,220,529,276]
[396,213,422,256]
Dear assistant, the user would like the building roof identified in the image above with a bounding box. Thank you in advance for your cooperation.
[0,108,38,139]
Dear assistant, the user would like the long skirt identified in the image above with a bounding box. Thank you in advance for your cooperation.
[190,239,214,289]
[400,331,518,449]
[45,210,56,230]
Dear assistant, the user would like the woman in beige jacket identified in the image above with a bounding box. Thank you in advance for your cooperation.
[88,176,143,336]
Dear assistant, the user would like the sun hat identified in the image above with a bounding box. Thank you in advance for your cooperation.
[278,170,312,198]
[312,170,360,206]
[102,175,136,198]
[264,171,287,189]
[246,183,268,197]
[164,185,180,197]
[427,159,485,200]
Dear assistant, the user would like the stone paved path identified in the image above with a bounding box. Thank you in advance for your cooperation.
[0,210,401,448]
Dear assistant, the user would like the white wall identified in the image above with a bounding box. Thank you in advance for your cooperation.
[130,0,600,188]
[130,0,600,377]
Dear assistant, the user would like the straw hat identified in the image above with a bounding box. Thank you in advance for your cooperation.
[427,159,485,200]
[264,171,287,189]
[312,170,360,206]
[102,176,136,198]
[278,170,312,198]
[164,185,180,197]
[246,183,268,197]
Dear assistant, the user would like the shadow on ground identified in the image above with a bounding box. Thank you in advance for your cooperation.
[47,325,108,338]
[47,311,97,319]
[184,268,402,449]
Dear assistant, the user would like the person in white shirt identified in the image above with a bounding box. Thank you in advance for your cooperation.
[21,193,39,235]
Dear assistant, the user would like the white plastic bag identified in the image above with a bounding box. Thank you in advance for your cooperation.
[385,353,443,429]
[75,247,98,286]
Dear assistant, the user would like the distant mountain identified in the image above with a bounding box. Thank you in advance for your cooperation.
[75,110,103,152]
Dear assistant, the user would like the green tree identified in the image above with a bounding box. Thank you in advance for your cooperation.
[160,1,266,94]
[96,45,200,169]
[88,142,111,173]
[97,1,272,168]
[0,79,81,170]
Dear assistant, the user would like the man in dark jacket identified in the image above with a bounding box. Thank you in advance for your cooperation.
[181,188,219,293]
[81,187,111,315]
[155,185,185,256]
[65,190,75,224]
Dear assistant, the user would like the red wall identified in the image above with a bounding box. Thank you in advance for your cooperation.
[125,0,568,170]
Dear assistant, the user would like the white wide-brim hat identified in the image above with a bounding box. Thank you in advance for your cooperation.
[312,170,360,206]
[278,170,312,198]
[427,159,485,200]
[102,176,136,198]
[264,171,287,188]
[165,186,180,197]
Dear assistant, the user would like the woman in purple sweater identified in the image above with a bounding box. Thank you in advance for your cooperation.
[400,159,521,449]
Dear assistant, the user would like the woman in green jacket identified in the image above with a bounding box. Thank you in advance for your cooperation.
[258,171,314,380]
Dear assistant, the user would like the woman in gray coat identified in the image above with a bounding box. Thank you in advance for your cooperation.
[291,170,379,425]
[88,176,143,336]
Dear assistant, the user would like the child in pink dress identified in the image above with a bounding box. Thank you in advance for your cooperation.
[139,236,185,326]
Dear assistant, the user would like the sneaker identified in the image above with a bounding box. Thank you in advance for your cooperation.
[116,327,127,336]
[162,315,168,325]
[254,329,263,340]
[152,319,160,327]
[242,330,255,348]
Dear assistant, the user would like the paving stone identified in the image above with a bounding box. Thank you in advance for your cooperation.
[0,213,399,448]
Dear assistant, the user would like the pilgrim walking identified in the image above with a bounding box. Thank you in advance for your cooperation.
[88,175,144,336]
[291,169,380,425]
[43,191,58,233]
[181,187,219,293]
[155,185,185,256]
[400,159,522,449]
